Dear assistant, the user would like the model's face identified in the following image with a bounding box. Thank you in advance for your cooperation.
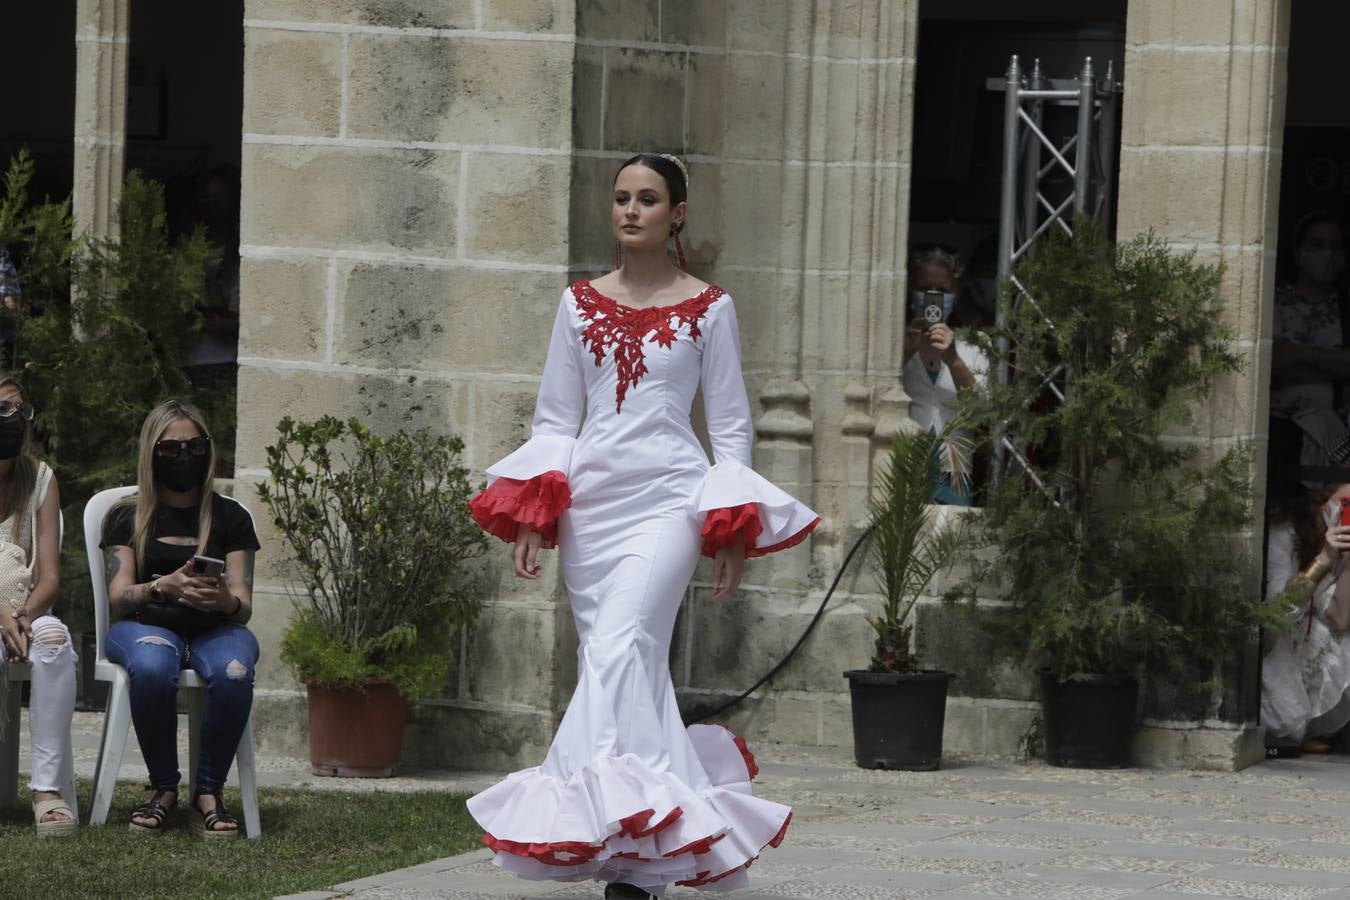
[911,261,957,294]
[612,165,685,254]
[1302,221,1345,255]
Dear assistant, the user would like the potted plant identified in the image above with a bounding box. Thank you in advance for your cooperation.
[845,422,970,771]
[258,415,486,776]
[955,221,1285,768]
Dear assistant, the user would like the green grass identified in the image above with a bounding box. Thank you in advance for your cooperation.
[0,780,482,899]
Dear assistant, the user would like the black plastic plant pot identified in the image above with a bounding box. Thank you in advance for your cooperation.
[1040,672,1137,769]
[844,669,950,771]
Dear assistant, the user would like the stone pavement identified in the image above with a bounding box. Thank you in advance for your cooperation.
[276,744,1350,900]
[27,713,1350,899]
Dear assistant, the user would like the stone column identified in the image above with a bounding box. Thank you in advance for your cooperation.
[73,0,130,241]
[1117,0,1291,770]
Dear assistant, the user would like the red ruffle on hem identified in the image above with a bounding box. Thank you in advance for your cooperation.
[482,833,600,866]
[468,470,571,548]
[720,725,759,781]
[674,811,793,887]
[701,506,822,560]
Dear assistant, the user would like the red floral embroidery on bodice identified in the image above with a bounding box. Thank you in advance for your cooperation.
[572,279,724,413]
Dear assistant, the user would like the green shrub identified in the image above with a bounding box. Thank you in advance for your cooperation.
[0,151,211,633]
[954,222,1286,685]
[258,415,487,699]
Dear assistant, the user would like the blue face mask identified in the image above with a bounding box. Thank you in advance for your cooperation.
[910,290,956,325]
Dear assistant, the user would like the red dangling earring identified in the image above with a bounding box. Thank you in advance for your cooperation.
[673,232,687,269]
[614,239,622,271]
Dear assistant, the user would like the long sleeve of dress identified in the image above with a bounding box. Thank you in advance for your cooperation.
[693,297,819,558]
[468,293,585,548]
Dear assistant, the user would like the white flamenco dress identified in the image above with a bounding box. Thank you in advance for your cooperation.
[467,280,819,892]
[1261,504,1350,742]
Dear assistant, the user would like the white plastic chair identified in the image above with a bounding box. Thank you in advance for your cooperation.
[0,511,78,818]
[85,486,261,837]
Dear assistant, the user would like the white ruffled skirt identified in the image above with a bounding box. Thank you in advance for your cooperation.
[468,451,814,892]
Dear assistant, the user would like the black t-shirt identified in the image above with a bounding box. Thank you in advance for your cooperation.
[100,493,261,635]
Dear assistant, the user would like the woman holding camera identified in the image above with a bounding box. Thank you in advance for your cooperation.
[1262,484,1350,753]
[901,247,987,505]
[0,376,77,835]
[101,399,259,838]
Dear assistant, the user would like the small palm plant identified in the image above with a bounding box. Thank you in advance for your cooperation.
[867,422,971,673]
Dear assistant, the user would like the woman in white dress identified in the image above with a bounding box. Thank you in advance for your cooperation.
[467,153,819,898]
[1262,484,1350,750]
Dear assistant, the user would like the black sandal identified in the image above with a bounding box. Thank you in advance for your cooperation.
[190,790,240,840]
[128,785,177,834]
[605,884,657,900]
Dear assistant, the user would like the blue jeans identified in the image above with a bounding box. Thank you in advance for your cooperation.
[105,620,259,794]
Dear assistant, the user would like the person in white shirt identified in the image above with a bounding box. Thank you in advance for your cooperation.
[901,246,988,505]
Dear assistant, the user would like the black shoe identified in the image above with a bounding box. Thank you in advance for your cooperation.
[605,884,656,900]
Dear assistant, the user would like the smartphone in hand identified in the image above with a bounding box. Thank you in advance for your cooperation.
[1341,498,1350,529]
[190,555,226,578]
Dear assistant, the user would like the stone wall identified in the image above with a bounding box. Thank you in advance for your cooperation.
[236,0,579,767]
[1110,0,1289,768]
[234,0,1292,771]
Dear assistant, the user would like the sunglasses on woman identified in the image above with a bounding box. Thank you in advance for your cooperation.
[0,400,33,421]
[153,436,212,459]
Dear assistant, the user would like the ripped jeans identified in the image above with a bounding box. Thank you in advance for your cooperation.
[25,614,77,794]
[105,620,258,795]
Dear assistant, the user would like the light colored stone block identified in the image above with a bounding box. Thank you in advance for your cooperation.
[472,381,544,472]
[243,29,342,137]
[1213,246,1271,345]
[464,603,557,707]
[244,586,297,690]
[242,144,459,255]
[346,35,571,148]
[723,54,785,160]
[573,44,604,151]
[1219,147,1280,250]
[238,256,328,361]
[814,0,868,60]
[985,705,1039,760]
[1120,46,1233,148]
[482,0,573,32]
[575,0,658,42]
[245,0,475,29]
[234,364,470,469]
[719,269,803,371]
[685,596,872,693]
[941,700,985,757]
[402,703,554,770]
[1133,723,1264,771]
[719,161,800,266]
[1117,147,1226,245]
[660,0,726,46]
[1126,0,1243,47]
[568,155,616,268]
[250,689,310,759]
[603,47,686,154]
[726,0,815,54]
[461,153,571,264]
[335,263,562,371]
[686,53,725,157]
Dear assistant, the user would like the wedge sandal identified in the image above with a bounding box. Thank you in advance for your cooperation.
[33,797,76,837]
[128,786,177,834]
[190,791,240,840]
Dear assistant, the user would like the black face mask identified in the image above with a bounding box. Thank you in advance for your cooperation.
[0,415,26,460]
[154,455,210,493]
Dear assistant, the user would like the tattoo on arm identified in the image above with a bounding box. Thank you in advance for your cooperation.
[111,586,138,618]
[103,549,121,585]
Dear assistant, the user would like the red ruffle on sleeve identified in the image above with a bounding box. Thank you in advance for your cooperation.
[468,470,571,548]
[700,502,764,558]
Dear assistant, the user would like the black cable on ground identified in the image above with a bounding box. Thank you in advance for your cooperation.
[689,525,874,725]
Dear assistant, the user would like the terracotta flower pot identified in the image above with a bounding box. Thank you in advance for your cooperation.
[304,679,407,777]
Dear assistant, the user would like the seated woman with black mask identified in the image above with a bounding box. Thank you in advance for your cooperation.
[101,399,260,838]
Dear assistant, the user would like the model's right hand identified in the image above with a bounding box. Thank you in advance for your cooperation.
[514,526,544,580]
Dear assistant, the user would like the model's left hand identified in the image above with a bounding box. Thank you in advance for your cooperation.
[178,573,236,613]
[710,534,746,601]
